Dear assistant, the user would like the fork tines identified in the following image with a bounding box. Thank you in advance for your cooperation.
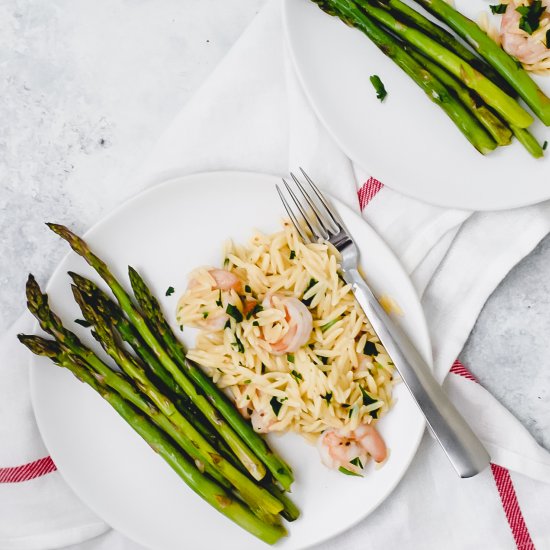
[276,168,343,243]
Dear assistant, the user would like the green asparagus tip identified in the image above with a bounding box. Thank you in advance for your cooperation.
[71,285,93,318]
[25,274,49,320]
[46,223,87,254]
[67,271,89,289]
[17,334,60,357]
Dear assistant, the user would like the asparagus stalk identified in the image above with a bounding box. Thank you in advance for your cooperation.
[265,481,301,522]
[510,126,545,159]
[313,0,497,154]
[356,0,533,128]
[69,284,284,518]
[46,223,266,482]
[373,0,515,96]
[405,47,513,146]
[128,267,297,492]
[412,0,550,126]
[18,335,286,545]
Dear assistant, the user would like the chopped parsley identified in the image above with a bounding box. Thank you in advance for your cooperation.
[215,290,222,307]
[291,369,303,381]
[321,392,333,404]
[350,456,364,469]
[252,320,259,327]
[338,466,363,477]
[547,29,550,47]
[370,74,388,102]
[246,303,263,320]
[223,258,230,268]
[363,340,379,356]
[224,319,231,330]
[287,354,295,364]
[243,379,251,384]
[543,140,548,151]
[320,318,339,333]
[179,325,184,332]
[165,286,175,296]
[348,407,354,418]
[202,311,209,319]
[516,1,546,34]
[226,304,243,323]
[360,386,377,407]
[74,318,92,328]
[244,284,252,293]
[289,250,296,260]
[270,396,287,416]
[489,3,507,14]
[231,335,245,353]
[302,278,318,306]
[360,386,381,419]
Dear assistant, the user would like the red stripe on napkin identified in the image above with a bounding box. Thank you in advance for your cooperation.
[450,359,478,382]
[451,360,535,550]
[0,456,57,483]
[491,464,536,550]
[358,177,384,210]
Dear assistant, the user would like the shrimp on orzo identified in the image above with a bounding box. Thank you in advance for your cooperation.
[500,0,550,71]
[318,424,387,474]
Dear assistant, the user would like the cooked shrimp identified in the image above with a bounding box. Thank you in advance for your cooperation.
[200,312,229,331]
[188,268,242,292]
[318,424,387,474]
[209,269,243,292]
[500,1,550,68]
[182,268,243,330]
[260,294,313,355]
[251,407,277,433]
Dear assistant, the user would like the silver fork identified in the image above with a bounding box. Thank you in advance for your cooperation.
[277,168,490,478]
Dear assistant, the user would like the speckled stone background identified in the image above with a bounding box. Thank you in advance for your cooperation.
[1,0,548,461]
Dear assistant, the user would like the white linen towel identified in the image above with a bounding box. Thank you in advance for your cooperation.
[1,1,549,549]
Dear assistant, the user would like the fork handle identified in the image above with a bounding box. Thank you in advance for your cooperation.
[345,268,490,478]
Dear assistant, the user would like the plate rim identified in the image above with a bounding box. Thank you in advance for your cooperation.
[282,0,550,212]
[29,170,432,550]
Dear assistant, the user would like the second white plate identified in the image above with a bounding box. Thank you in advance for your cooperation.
[284,0,550,211]
[30,172,432,550]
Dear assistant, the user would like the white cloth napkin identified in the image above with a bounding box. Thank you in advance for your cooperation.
[2,1,550,549]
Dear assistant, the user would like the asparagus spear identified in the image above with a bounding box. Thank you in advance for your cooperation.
[357,0,533,128]
[264,481,301,522]
[510,126,545,159]
[404,47,513,146]
[373,0,515,96]
[69,284,284,518]
[313,0,497,154]
[412,0,550,126]
[46,223,266,482]
[128,267,297,491]
[18,335,286,545]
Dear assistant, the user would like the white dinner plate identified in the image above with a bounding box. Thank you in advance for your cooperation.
[283,0,550,211]
[30,171,432,550]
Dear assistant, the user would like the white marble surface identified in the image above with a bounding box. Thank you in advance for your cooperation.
[1,0,548,489]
